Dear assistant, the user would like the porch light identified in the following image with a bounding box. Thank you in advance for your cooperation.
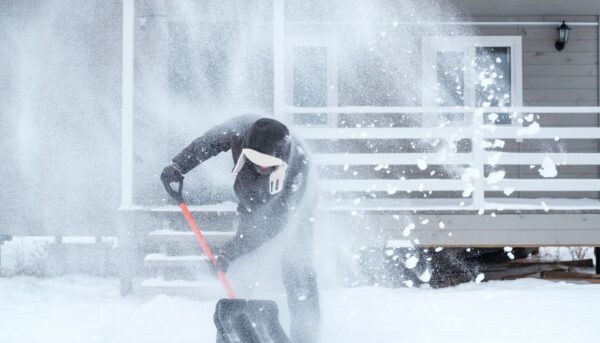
[554,21,571,51]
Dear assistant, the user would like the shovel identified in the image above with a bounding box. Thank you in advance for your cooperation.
[162,178,290,343]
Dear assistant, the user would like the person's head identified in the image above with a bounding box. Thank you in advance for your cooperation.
[233,118,291,194]
[243,118,291,161]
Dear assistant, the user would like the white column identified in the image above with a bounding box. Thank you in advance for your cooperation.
[121,0,135,209]
[273,0,286,122]
[472,109,485,209]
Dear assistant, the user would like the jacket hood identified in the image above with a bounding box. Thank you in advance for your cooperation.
[242,118,291,162]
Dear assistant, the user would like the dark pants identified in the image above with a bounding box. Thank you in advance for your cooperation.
[220,202,321,343]
[281,221,320,343]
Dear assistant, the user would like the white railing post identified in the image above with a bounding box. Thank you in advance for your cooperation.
[472,109,485,208]
[121,0,135,209]
[273,0,285,122]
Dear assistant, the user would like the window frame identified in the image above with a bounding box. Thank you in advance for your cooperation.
[285,35,339,126]
[421,36,523,125]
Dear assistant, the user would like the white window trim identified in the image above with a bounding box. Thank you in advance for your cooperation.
[422,36,523,125]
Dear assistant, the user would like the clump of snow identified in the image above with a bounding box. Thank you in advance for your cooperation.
[402,223,416,237]
[475,273,485,283]
[417,159,428,170]
[517,122,540,136]
[503,187,515,196]
[524,113,535,122]
[405,256,419,269]
[541,201,550,212]
[419,269,432,282]
[486,170,505,184]
[538,157,558,178]
[493,139,505,148]
[438,221,445,229]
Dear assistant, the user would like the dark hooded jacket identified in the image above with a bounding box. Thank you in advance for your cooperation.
[172,115,311,261]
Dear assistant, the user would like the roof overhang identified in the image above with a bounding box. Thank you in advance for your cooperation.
[452,0,600,17]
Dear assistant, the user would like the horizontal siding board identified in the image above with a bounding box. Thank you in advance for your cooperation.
[491,153,600,165]
[517,191,599,199]
[410,229,600,246]
[524,76,598,89]
[520,166,600,176]
[523,65,597,77]
[519,16,599,22]
[524,89,598,101]
[525,40,598,52]
[521,27,598,40]
[491,179,600,191]
[539,114,598,126]
[525,100,599,106]
[492,140,598,153]
[470,16,519,21]
[520,140,599,152]
[523,52,598,65]
[475,27,519,35]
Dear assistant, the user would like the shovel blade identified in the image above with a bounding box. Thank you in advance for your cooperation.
[214,299,290,343]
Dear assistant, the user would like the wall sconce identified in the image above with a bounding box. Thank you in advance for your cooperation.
[554,21,571,51]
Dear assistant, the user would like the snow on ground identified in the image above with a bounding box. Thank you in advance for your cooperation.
[1,275,599,343]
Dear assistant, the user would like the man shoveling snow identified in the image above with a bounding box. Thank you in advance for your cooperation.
[161,115,320,343]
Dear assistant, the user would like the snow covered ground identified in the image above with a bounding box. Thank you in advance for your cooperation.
[1,275,599,343]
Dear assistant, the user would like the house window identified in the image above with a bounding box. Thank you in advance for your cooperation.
[292,47,328,125]
[422,36,522,125]
[286,35,338,126]
[475,47,512,124]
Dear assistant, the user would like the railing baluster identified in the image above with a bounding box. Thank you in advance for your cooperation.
[472,109,485,209]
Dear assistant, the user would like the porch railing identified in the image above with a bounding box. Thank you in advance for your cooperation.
[285,106,600,211]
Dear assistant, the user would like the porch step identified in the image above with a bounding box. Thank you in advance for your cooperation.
[147,229,235,245]
[144,253,208,268]
[139,278,225,299]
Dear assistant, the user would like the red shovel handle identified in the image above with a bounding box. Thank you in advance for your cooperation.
[179,202,237,299]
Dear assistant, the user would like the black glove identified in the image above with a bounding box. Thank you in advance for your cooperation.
[161,164,184,184]
[207,254,230,277]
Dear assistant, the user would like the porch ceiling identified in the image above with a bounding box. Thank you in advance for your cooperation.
[452,0,600,17]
